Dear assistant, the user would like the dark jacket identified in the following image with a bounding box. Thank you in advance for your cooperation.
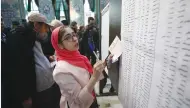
[41,31,55,61]
[81,24,99,56]
[77,30,84,54]
[6,23,36,102]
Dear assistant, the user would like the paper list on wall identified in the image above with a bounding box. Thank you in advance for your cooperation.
[119,0,190,108]
[149,0,190,108]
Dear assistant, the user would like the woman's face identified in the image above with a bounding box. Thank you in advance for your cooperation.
[59,27,79,51]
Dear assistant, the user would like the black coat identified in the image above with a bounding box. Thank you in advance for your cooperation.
[81,25,99,56]
[77,30,84,54]
[5,23,36,103]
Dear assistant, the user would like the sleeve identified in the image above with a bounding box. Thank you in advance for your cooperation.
[54,73,94,108]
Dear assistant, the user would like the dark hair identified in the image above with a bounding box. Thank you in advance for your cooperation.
[79,26,85,31]
[70,21,77,26]
[58,26,66,44]
[61,20,69,26]
[88,17,94,23]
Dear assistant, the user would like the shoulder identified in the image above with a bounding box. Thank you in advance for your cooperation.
[55,61,75,70]
[54,61,85,73]
[53,61,90,80]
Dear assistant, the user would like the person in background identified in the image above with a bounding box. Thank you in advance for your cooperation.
[82,17,115,95]
[81,17,99,65]
[61,20,69,27]
[51,26,105,108]
[41,19,63,62]
[78,26,85,40]
[50,19,63,32]
[6,12,60,108]
[77,26,85,54]
[70,21,78,33]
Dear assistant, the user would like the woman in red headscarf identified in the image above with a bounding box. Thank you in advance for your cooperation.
[51,26,105,108]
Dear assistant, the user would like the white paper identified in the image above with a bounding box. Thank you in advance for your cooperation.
[119,0,190,108]
[108,36,123,61]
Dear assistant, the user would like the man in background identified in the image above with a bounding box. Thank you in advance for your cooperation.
[83,17,115,95]
[70,21,78,33]
[50,19,63,31]
[81,17,99,65]
[78,26,85,54]
[61,19,69,27]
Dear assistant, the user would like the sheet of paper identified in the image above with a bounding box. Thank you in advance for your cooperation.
[108,36,123,61]
[119,0,190,108]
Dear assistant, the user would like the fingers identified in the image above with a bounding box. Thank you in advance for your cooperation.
[96,64,104,71]
[93,60,102,68]
[109,54,114,58]
[94,60,105,72]
[97,61,105,69]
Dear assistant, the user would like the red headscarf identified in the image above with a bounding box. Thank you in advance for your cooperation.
[51,27,93,74]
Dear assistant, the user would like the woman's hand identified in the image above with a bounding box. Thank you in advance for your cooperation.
[106,54,114,68]
[92,60,105,79]
[87,61,106,92]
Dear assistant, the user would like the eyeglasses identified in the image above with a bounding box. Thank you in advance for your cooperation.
[62,33,78,42]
